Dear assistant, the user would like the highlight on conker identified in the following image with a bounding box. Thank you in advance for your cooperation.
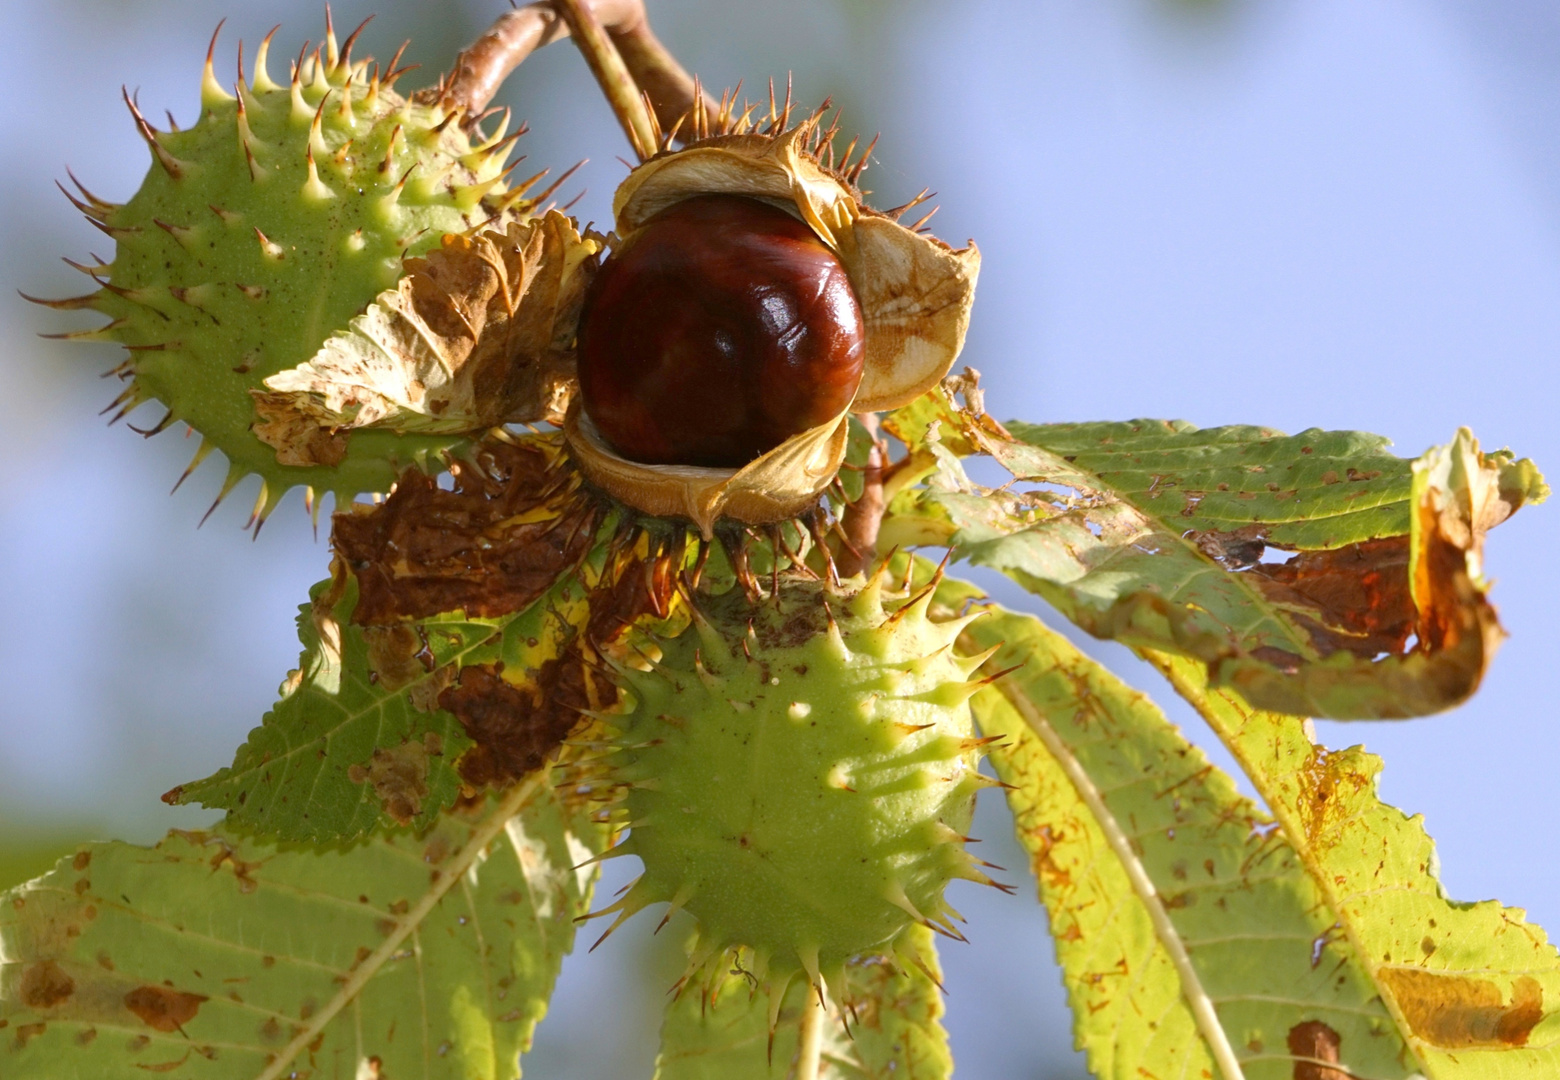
[577,193,866,468]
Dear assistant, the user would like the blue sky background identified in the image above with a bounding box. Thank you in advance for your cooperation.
[2,1,1557,1077]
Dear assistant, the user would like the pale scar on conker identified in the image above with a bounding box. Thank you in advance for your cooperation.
[577,193,865,468]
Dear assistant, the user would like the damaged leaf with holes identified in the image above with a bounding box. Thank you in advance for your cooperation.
[890,388,1547,719]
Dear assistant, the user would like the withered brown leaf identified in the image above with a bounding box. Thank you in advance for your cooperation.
[256,212,601,464]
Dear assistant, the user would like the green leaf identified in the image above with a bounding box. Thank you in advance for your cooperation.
[170,566,595,842]
[959,600,1418,1080]
[838,415,878,504]
[171,434,611,843]
[0,777,608,1080]
[652,926,950,1080]
[1007,420,1415,548]
[1151,650,1560,1078]
[893,391,1546,718]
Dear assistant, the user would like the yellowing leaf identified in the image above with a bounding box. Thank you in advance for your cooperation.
[957,597,1416,1080]
[1153,651,1560,1077]
[258,212,600,462]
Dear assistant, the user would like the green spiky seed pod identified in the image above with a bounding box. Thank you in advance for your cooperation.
[43,23,544,524]
[595,572,1002,1010]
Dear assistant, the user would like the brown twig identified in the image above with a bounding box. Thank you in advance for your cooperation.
[837,413,887,578]
[436,0,715,144]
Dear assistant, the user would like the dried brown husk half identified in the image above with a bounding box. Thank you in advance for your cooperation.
[256,211,601,465]
[565,401,850,538]
[565,116,980,529]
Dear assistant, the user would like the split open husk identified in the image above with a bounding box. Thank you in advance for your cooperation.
[565,117,980,528]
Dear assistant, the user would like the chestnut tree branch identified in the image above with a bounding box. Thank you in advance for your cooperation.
[437,0,715,142]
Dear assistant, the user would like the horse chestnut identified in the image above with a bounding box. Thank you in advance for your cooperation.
[577,194,866,468]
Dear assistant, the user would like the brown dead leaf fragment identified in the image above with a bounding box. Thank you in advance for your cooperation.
[1286,1020,1349,1080]
[440,536,681,790]
[19,960,74,1010]
[1246,537,1415,659]
[439,655,589,789]
[124,985,208,1033]
[249,390,350,467]
[348,740,433,825]
[1379,968,1545,1049]
[332,437,600,625]
[259,212,601,454]
[363,624,432,691]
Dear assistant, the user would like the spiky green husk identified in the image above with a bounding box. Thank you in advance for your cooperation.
[51,25,543,522]
[596,574,998,1007]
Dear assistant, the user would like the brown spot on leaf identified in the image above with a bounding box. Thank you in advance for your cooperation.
[348,739,431,825]
[332,439,600,625]
[408,665,458,712]
[13,1022,46,1049]
[134,1050,193,1073]
[1380,968,1544,1048]
[124,985,208,1033]
[441,654,590,789]
[363,624,432,691]
[204,840,260,894]
[72,851,91,871]
[19,961,74,1009]
[249,389,350,466]
[1287,1019,1347,1080]
[1188,525,1267,570]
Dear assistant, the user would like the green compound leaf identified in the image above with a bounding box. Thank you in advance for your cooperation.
[1152,651,1560,1078]
[653,926,950,1080]
[170,436,610,844]
[957,599,1418,1080]
[0,778,608,1080]
[888,389,1546,718]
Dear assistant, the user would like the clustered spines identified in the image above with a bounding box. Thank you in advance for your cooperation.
[580,572,1006,1026]
[32,17,550,529]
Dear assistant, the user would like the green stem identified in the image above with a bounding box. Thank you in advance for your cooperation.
[795,990,826,1080]
[552,0,660,160]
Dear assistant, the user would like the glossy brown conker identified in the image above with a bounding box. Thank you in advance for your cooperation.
[577,193,866,468]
